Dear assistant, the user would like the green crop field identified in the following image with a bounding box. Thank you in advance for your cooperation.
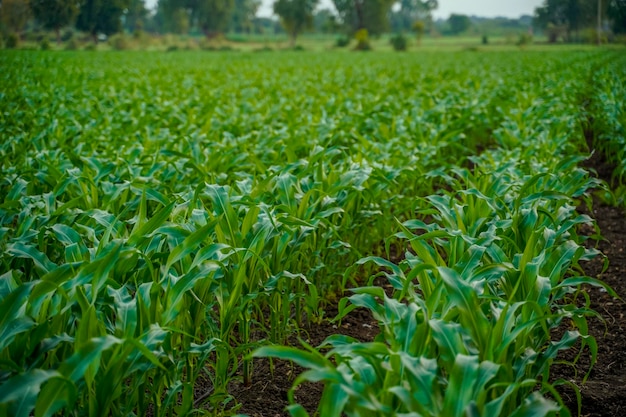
[1,49,625,417]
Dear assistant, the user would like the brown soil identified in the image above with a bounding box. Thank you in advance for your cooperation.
[556,198,626,417]
[196,154,626,417]
[549,147,626,417]
[225,306,379,417]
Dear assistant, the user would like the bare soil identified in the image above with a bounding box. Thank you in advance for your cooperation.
[550,147,626,417]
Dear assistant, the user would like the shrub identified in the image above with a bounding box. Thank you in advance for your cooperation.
[581,28,607,44]
[412,20,425,45]
[354,28,371,51]
[61,29,74,42]
[226,33,248,43]
[40,37,51,50]
[390,33,408,51]
[65,38,79,50]
[517,33,533,46]
[482,35,488,45]
[25,31,45,42]
[109,34,130,50]
[335,36,350,47]
[184,39,199,50]
[5,33,19,49]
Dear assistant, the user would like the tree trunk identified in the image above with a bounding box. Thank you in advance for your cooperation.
[354,0,364,31]
[289,32,296,48]
[55,28,61,45]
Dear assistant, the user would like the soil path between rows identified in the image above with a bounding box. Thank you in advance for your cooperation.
[551,147,626,417]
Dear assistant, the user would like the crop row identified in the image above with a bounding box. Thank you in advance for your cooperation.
[0,50,624,416]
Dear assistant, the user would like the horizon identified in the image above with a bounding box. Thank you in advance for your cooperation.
[143,0,543,20]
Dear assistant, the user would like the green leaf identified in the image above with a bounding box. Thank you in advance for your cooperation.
[127,201,175,247]
[253,345,327,370]
[35,376,76,417]
[0,369,60,404]
[509,392,559,417]
[442,354,480,417]
[0,284,35,351]
[6,243,56,275]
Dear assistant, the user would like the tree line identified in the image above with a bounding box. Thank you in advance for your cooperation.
[0,0,624,47]
[533,0,625,41]
[0,0,440,45]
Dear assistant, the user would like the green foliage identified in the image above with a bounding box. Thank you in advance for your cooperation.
[75,0,130,39]
[608,0,626,33]
[412,19,425,31]
[108,33,130,50]
[30,0,79,36]
[391,0,437,32]
[230,0,261,33]
[124,0,149,33]
[157,0,235,36]
[517,32,533,45]
[61,28,74,41]
[389,32,408,50]
[0,0,31,33]
[588,62,626,205]
[533,0,610,41]
[5,32,19,48]
[197,0,236,37]
[64,36,79,49]
[332,0,396,35]
[448,13,472,34]
[39,37,50,49]
[0,49,624,417]
[335,35,350,47]
[167,7,190,34]
[353,28,371,49]
[273,0,318,45]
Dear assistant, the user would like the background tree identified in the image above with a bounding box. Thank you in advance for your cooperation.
[156,0,188,34]
[31,0,78,43]
[608,0,626,34]
[0,0,31,34]
[76,0,130,42]
[252,16,283,34]
[156,0,234,38]
[332,0,395,35]
[313,8,339,33]
[391,0,437,32]
[273,0,317,46]
[230,0,260,33]
[534,0,597,41]
[448,13,471,34]
[196,0,235,37]
[124,0,148,33]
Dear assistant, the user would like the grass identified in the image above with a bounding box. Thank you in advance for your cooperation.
[0,49,624,416]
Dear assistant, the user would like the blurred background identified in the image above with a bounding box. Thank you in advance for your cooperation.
[1,0,624,51]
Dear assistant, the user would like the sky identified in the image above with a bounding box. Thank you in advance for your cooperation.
[144,0,544,19]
